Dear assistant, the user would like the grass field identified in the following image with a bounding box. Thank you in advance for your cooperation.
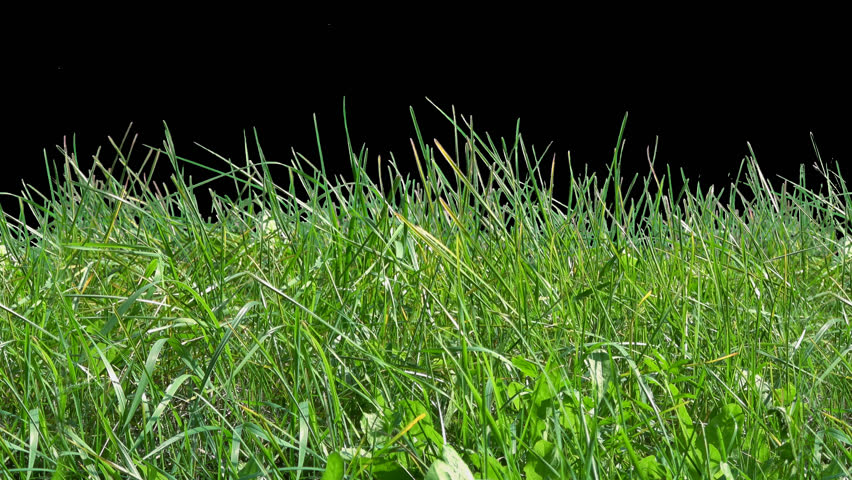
[1,103,850,479]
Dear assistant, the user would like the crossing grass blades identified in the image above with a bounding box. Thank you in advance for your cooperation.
[1,101,851,479]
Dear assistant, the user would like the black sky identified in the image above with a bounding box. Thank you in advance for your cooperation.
[6,13,849,218]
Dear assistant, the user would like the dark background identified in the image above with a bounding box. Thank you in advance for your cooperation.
[6,14,849,222]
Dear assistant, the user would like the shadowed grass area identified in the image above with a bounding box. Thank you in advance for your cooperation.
[1,102,850,479]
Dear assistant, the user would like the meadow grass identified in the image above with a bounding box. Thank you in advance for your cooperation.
[0,103,850,479]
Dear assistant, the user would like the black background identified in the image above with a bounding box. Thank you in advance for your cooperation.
[6,13,849,221]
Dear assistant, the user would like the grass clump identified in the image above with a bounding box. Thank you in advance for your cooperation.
[1,102,851,479]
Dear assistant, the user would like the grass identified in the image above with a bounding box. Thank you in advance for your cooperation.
[1,101,851,479]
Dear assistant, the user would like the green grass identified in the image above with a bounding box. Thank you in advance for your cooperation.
[1,102,851,479]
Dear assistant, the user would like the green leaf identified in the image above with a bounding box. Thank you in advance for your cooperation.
[506,381,527,411]
[674,401,694,443]
[636,455,666,480]
[706,403,744,455]
[320,452,344,480]
[468,452,508,480]
[399,400,443,446]
[619,248,638,269]
[718,461,734,480]
[371,455,409,480]
[237,457,261,479]
[361,412,388,446]
[532,365,572,412]
[773,383,796,407]
[642,357,661,373]
[585,348,613,404]
[524,439,556,480]
[27,408,39,480]
[394,239,405,260]
[296,400,310,480]
[512,356,540,379]
[685,443,722,479]
[425,445,475,480]
[738,369,772,407]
